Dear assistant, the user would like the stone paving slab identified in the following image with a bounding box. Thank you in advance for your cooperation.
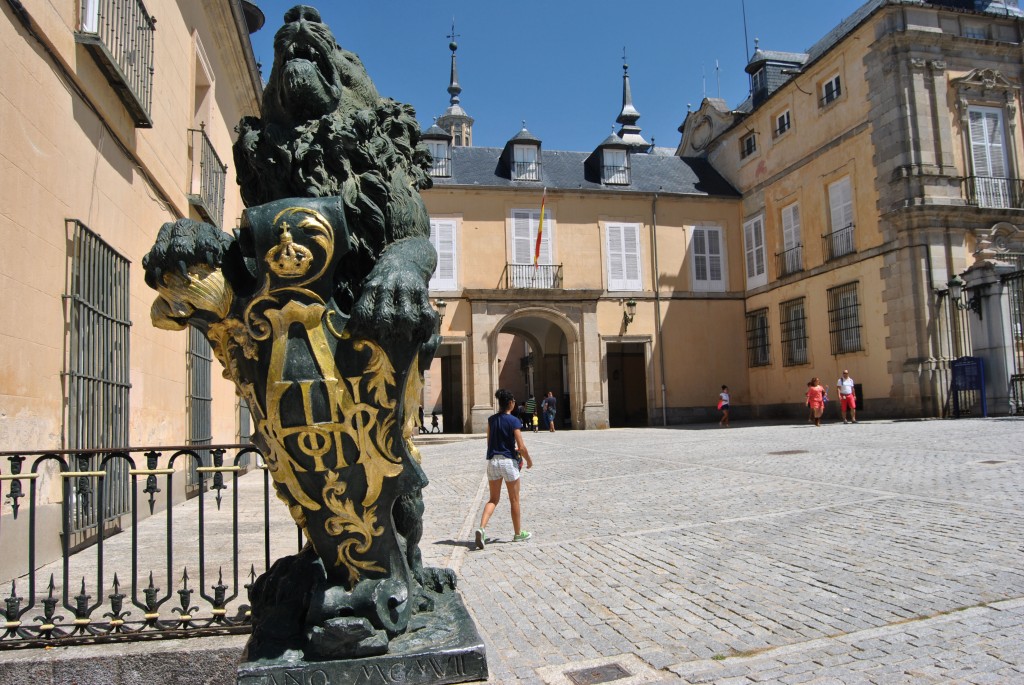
[413,418,1024,684]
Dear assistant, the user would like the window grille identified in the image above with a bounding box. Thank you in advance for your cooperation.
[740,133,757,159]
[780,298,808,366]
[187,324,213,490]
[827,282,863,354]
[65,220,132,531]
[775,111,791,137]
[821,75,842,107]
[187,124,228,227]
[745,308,771,367]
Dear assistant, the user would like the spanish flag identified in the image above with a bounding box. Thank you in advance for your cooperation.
[534,188,546,267]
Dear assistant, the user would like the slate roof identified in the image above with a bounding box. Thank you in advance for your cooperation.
[429,146,739,198]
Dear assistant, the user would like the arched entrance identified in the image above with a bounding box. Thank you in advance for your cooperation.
[496,312,573,429]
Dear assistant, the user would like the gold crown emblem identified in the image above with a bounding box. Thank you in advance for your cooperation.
[266,222,314,278]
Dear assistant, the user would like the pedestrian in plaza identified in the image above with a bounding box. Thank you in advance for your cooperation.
[837,369,857,423]
[523,394,537,428]
[806,381,815,423]
[718,385,730,427]
[541,391,558,432]
[474,388,533,549]
[430,412,440,433]
[806,377,826,427]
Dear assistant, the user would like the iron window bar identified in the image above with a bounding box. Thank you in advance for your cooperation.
[602,165,631,185]
[187,125,228,228]
[512,161,541,181]
[745,308,771,367]
[826,282,863,355]
[0,444,304,649]
[821,223,856,262]
[820,83,842,107]
[779,298,808,366]
[429,155,451,177]
[75,0,156,127]
[775,244,803,277]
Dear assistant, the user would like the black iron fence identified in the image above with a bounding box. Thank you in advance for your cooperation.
[513,161,540,180]
[775,244,803,277]
[429,155,451,177]
[822,223,855,262]
[0,444,301,649]
[188,125,228,228]
[962,175,1024,209]
[503,263,562,289]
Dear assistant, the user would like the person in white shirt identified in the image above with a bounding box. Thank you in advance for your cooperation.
[836,369,857,423]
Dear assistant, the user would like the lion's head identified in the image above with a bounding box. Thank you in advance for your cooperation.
[261,5,379,126]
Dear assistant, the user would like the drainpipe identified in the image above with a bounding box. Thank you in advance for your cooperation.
[652,192,668,426]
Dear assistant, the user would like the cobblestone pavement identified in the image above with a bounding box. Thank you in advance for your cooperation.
[412,418,1024,684]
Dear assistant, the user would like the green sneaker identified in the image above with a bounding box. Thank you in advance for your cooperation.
[513,531,532,542]
[474,528,485,550]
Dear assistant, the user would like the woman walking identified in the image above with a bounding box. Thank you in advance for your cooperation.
[475,389,533,549]
[806,377,826,427]
[718,385,730,427]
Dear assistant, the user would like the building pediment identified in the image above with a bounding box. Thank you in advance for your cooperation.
[953,68,1019,96]
[974,221,1024,259]
[675,98,740,158]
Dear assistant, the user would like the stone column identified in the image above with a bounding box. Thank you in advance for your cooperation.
[964,261,1019,414]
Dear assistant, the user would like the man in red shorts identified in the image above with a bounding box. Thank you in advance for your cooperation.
[837,369,857,423]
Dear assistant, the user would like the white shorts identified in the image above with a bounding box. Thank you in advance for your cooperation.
[486,457,520,482]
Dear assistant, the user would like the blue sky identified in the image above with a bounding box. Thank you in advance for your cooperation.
[250,1,867,152]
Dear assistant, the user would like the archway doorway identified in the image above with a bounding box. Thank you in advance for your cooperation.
[607,342,648,427]
[497,313,573,430]
[424,342,465,433]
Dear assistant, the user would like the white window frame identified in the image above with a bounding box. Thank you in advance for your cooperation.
[821,73,842,106]
[827,176,855,258]
[781,202,802,275]
[513,145,539,180]
[427,140,450,177]
[428,218,458,291]
[751,68,767,93]
[743,215,767,289]
[605,222,642,291]
[510,208,555,286]
[603,149,629,184]
[689,224,726,292]
[775,110,791,137]
[967,105,1012,208]
[740,132,757,159]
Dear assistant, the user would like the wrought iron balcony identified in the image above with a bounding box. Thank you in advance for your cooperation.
[775,245,803,277]
[962,175,1024,209]
[429,155,451,177]
[602,165,630,185]
[75,0,156,127]
[504,263,563,289]
[188,125,228,228]
[821,224,855,262]
[513,161,540,181]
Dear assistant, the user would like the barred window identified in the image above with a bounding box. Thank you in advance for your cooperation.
[780,298,808,366]
[827,282,863,354]
[746,308,771,367]
[187,324,213,490]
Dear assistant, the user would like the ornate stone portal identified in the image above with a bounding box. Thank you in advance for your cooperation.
[143,6,485,683]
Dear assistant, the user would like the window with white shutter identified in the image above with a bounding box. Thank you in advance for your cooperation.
[606,223,642,291]
[780,202,802,275]
[968,106,1011,208]
[690,225,726,292]
[428,218,458,290]
[510,208,555,287]
[827,177,855,259]
[743,215,767,289]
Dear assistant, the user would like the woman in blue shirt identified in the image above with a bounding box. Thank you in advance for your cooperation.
[474,388,533,549]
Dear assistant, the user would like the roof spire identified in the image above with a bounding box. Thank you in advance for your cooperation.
[447,19,461,106]
[615,49,650,153]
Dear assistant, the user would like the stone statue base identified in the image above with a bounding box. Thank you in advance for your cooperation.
[236,590,487,685]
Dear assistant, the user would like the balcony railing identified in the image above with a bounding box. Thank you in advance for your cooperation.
[602,165,630,185]
[429,156,451,177]
[504,263,562,289]
[0,444,302,649]
[188,125,228,228]
[76,0,156,127]
[822,224,855,262]
[775,245,803,277]
[962,176,1024,209]
[513,161,540,181]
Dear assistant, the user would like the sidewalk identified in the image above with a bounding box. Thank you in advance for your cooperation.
[417,418,1024,684]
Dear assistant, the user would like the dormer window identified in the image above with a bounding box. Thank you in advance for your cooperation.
[751,67,767,94]
[421,122,453,177]
[821,74,842,107]
[603,148,630,184]
[740,132,757,159]
[513,144,539,180]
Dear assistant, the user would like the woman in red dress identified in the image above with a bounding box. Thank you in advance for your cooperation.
[806,377,826,427]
